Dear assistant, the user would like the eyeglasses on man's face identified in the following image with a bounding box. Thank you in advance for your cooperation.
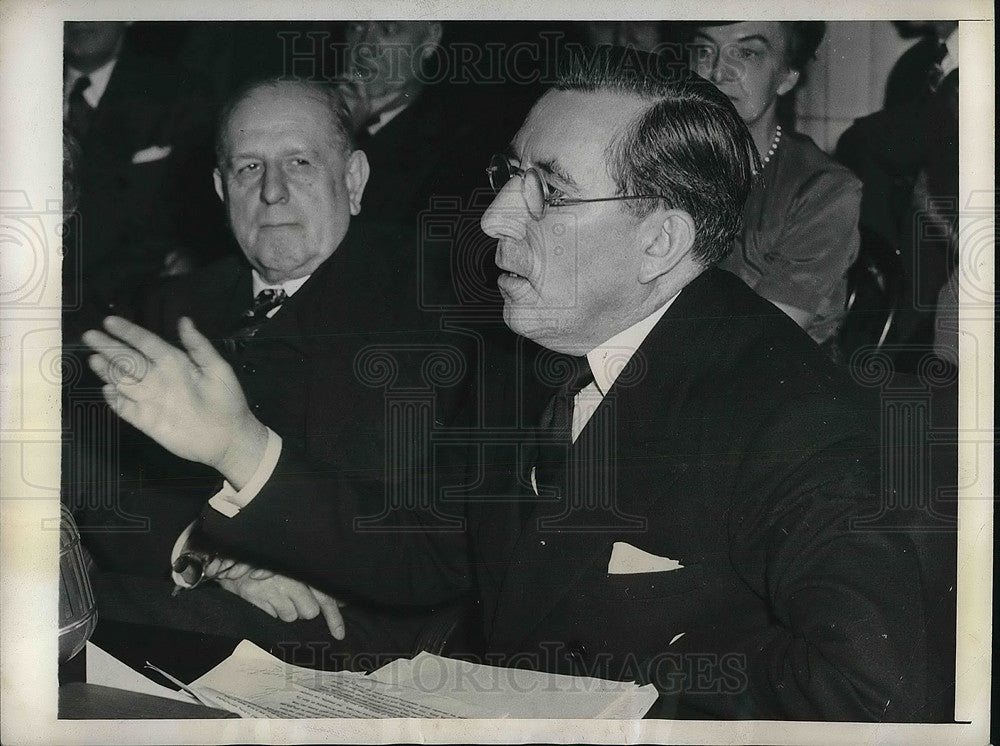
[486,154,666,221]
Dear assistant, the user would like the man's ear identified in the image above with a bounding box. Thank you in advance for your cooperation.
[777,67,801,96]
[638,209,697,284]
[345,149,371,216]
[213,168,225,203]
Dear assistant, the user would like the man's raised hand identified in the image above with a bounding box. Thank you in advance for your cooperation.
[82,316,268,488]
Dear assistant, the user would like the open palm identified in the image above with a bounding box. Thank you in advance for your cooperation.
[83,316,255,470]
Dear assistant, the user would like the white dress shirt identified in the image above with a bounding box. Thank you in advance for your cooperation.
[63,56,118,118]
[365,101,409,136]
[527,294,679,496]
[572,294,679,442]
[251,271,309,314]
[940,25,959,78]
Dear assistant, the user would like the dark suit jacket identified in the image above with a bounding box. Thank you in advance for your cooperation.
[139,223,459,466]
[64,40,227,337]
[197,268,929,721]
[70,223,468,585]
[355,84,500,228]
[836,69,958,355]
[884,35,945,110]
[353,84,515,312]
[67,221,475,664]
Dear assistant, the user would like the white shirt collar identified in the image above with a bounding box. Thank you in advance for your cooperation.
[940,26,959,77]
[585,292,680,396]
[366,101,409,136]
[64,56,118,111]
[251,271,311,298]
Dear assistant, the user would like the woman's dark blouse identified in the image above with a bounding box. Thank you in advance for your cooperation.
[721,130,862,344]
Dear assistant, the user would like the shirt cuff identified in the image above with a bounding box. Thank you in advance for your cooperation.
[207,428,283,518]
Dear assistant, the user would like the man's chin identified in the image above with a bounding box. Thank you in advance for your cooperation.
[502,305,571,348]
[248,250,316,285]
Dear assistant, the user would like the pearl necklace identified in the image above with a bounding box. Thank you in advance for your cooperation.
[761,124,782,167]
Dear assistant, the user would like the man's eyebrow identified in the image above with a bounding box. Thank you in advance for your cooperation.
[534,158,579,190]
[503,146,579,190]
[228,144,321,160]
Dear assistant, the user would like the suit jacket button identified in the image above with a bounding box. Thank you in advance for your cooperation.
[568,641,588,669]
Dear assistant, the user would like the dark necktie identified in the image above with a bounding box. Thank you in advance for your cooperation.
[531,353,594,500]
[66,75,94,140]
[234,288,287,339]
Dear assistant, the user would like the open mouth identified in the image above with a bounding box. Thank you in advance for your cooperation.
[496,264,532,285]
[496,269,531,294]
[495,243,530,286]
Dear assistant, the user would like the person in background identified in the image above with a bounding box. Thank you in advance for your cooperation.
[688,21,861,350]
[335,21,489,229]
[836,21,958,366]
[67,79,472,663]
[62,21,226,338]
[335,21,520,310]
[884,21,959,110]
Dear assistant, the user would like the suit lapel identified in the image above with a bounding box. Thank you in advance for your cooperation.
[486,288,723,651]
[178,260,250,345]
[487,268,763,651]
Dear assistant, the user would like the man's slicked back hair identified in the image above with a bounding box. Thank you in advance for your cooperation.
[553,45,759,266]
[214,77,355,167]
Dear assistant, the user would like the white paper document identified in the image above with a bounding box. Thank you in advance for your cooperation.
[85,641,198,705]
[185,641,467,718]
[90,639,658,719]
[367,650,659,719]
[171,640,658,719]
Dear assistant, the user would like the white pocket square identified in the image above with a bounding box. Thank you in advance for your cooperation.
[608,542,684,574]
[131,145,172,164]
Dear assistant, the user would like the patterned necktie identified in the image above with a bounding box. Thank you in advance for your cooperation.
[531,353,594,501]
[66,75,94,140]
[234,288,287,339]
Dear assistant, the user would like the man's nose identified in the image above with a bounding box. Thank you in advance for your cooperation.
[480,179,529,241]
[260,166,289,205]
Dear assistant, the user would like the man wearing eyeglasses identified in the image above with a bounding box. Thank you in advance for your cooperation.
[85,48,928,720]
